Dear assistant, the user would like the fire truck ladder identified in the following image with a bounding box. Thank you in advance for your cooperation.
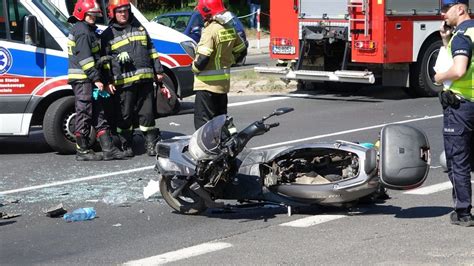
[348,0,369,37]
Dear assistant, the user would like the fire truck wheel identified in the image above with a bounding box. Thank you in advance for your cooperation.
[410,39,443,97]
[43,96,95,155]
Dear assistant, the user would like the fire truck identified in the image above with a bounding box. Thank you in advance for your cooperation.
[255,0,474,97]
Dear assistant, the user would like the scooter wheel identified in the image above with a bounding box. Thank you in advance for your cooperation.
[159,175,207,215]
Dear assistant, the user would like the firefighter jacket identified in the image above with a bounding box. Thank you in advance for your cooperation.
[101,15,163,88]
[192,19,247,94]
[67,21,101,84]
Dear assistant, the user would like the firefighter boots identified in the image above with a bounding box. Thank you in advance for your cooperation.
[144,128,161,156]
[75,135,103,161]
[97,130,126,160]
[118,130,134,157]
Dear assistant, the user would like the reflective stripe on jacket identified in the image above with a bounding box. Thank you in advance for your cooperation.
[448,28,474,101]
[101,16,163,88]
[193,20,246,93]
[67,21,101,84]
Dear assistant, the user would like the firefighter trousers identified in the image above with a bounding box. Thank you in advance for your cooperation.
[72,82,108,137]
[194,90,228,130]
[115,82,156,131]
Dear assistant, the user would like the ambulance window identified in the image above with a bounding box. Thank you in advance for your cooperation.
[7,0,30,41]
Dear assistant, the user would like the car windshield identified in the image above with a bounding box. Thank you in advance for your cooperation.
[154,14,191,32]
[33,0,71,35]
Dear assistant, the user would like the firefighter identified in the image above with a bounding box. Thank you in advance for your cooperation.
[193,0,247,130]
[101,0,164,157]
[434,0,474,227]
[68,0,125,161]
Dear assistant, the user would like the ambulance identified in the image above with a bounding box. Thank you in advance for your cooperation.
[0,0,196,154]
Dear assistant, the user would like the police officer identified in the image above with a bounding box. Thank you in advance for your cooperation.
[193,0,247,130]
[68,0,125,161]
[101,0,164,157]
[434,0,474,227]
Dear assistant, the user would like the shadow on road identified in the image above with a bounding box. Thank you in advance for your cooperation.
[284,84,422,102]
[0,129,52,154]
[361,204,452,219]
[0,220,17,226]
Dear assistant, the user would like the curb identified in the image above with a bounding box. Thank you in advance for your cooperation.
[247,37,269,55]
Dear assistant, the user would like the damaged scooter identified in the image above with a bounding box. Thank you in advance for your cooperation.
[154,107,430,215]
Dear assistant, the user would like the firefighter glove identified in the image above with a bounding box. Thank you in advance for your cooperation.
[117,51,132,65]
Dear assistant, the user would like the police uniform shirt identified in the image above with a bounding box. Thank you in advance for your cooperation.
[451,20,474,63]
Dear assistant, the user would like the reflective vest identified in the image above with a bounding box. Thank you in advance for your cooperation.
[101,17,163,88]
[447,27,474,101]
[67,21,101,84]
[193,21,246,93]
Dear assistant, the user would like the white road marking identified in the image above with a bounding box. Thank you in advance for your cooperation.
[228,96,290,107]
[254,114,442,149]
[0,166,154,195]
[123,242,232,265]
[404,180,474,195]
[280,214,347,227]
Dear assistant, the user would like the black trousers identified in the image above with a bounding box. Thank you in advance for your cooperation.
[114,82,156,131]
[194,90,228,130]
[72,82,108,136]
[443,100,474,217]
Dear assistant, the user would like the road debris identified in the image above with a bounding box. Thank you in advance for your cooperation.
[1,212,21,219]
[102,194,130,207]
[143,179,160,199]
[43,203,67,218]
[112,223,122,227]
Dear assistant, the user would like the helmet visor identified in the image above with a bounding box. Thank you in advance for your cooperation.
[86,11,103,17]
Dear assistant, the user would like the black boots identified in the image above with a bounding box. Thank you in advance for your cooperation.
[118,130,134,157]
[144,129,161,156]
[117,128,161,157]
[97,130,126,160]
[75,135,103,161]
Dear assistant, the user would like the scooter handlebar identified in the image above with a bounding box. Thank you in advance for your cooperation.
[265,122,280,131]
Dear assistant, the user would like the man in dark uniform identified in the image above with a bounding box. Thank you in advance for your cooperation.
[101,0,164,157]
[435,0,474,227]
[68,0,124,161]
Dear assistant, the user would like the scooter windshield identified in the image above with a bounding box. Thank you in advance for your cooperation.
[189,115,227,161]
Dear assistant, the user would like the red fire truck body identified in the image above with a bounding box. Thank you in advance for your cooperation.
[256,0,474,97]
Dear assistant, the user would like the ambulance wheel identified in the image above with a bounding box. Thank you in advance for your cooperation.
[410,39,443,97]
[159,175,207,215]
[43,96,95,154]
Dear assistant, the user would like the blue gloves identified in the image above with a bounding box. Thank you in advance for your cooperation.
[92,87,110,100]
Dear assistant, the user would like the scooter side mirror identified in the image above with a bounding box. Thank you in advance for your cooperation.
[263,107,294,121]
[274,107,294,116]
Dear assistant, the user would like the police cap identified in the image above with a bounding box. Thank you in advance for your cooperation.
[441,0,469,12]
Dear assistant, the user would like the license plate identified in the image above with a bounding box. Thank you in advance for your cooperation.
[272,45,296,55]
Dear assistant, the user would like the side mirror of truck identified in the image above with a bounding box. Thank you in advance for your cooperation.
[23,15,39,46]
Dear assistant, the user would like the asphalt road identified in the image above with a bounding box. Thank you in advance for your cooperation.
[1,84,473,264]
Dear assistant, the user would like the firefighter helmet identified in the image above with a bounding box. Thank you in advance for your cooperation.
[68,0,102,22]
[107,0,131,19]
[196,0,226,20]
